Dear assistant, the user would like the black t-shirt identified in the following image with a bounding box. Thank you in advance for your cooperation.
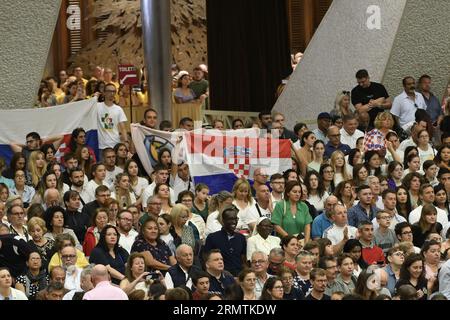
[89,246,129,284]
[351,82,389,128]
[0,235,32,277]
[305,293,331,300]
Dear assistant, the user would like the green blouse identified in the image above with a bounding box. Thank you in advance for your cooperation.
[192,201,209,222]
[271,200,312,236]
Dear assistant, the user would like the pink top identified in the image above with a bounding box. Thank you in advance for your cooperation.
[83,281,128,300]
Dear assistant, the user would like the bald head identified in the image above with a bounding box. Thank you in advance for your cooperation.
[91,264,109,284]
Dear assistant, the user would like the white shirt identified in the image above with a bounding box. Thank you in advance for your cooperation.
[340,128,364,149]
[64,266,83,291]
[189,214,206,241]
[84,179,111,203]
[0,288,28,300]
[111,191,137,206]
[96,102,128,149]
[270,193,283,206]
[308,192,329,213]
[233,200,252,230]
[141,182,176,209]
[105,166,123,187]
[118,229,138,254]
[241,202,272,231]
[418,145,436,169]
[171,174,195,200]
[323,224,358,245]
[398,137,416,153]
[246,234,281,261]
[371,212,407,231]
[391,91,427,129]
[70,184,90,208]
[408,205,448,226]
[131,177,149,198]
[205,210,222,237]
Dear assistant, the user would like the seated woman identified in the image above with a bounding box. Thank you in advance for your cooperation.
[43,206,81,250]
[173,72,196,104]
[0,268,28,300]
[9,169,35,208]
[83,208,109,257]
[89,225,129,285]
[15,251,49,300]
[47,233,89,272]
[411,204,443,248]
[120,252,150,296]
[131,217,176,273]
[27,217,55,271]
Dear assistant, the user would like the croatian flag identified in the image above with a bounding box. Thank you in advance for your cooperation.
[0,98,99,164]
[184,131,292,194]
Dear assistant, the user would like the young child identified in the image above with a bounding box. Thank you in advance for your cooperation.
[374,210,398,254]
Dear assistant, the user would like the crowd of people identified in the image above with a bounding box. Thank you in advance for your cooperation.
[0,65,450,301]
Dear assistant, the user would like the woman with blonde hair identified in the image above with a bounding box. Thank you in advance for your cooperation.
[232,178,253,231]
[330,151,351,186]
[363,112,400,162]
[111,172,136,209]
[205,191,233,237]
[27,151,47,188]
[330,91,353,118]
[27,216,55,270]
[170,203,197,249]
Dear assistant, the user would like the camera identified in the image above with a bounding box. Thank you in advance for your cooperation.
[146,272,159,281]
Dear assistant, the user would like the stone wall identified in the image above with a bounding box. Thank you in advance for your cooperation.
[273,0,407,129]
[0,0,61,109]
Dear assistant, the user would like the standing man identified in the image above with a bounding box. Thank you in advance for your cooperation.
[272,112,298,142]
[69,167,90,206]
[242,185,272,232]
[340,114,364,149]
[97,83,129,153]
[189,67,209,103]
[417,75,443,125]
[390,77,427,131]
[351,69,392,129]
[258,111,272,131]
[203,207,247,277]
[312,113,332,143]
[347,185,380,228]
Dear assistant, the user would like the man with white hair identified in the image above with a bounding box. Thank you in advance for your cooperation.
[83,264,128,300]
[164,244,202,290]
[61,246,83,292]
[63,264,95,300]
[43,189,62,210]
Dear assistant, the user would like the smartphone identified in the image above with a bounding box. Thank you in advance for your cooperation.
[146,272,159,281]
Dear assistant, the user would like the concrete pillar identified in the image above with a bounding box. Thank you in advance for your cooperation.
[140,0,172,122]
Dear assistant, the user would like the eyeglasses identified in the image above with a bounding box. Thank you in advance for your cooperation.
[401,231,413,235]
[342,91,350,95]
[414,103,419,108]
[61,255,76,259]
[325,265,338,270]
[251,260,267,265]
[392,252,404,257]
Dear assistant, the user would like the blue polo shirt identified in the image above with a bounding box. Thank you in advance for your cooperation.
[383,264,398,296]
[311,212,333,239]
[421,92,442,123]
[325,142,351,158]
[347,203,380,228]
[203,229,246,277]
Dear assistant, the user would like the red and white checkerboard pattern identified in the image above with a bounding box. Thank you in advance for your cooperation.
[226,157,250,178]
